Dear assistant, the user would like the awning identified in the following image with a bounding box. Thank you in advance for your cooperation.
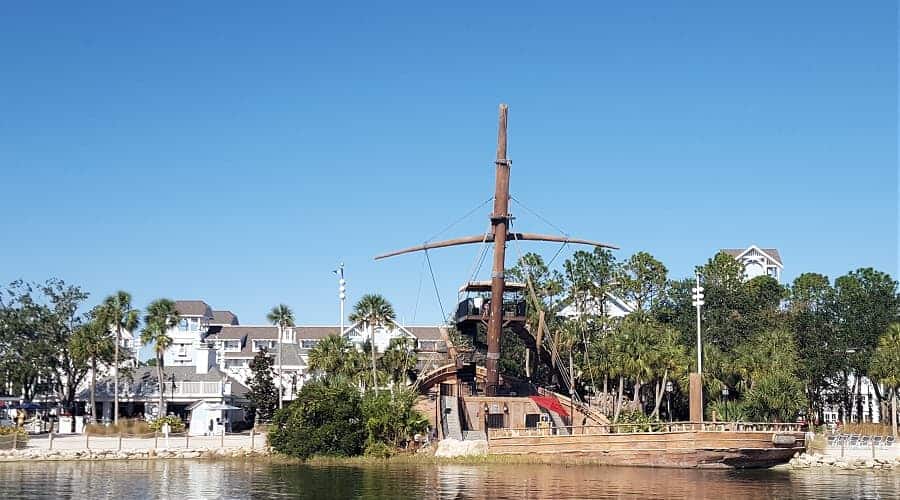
[529,395,569,418]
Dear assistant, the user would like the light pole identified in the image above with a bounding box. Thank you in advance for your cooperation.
[689,273,705,423]
[691,273,704,375]
[665,381,673,423]
[334,264,346,335]
[721,386,729,422]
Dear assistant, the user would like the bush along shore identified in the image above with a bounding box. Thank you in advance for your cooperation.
[779,451,900,471]
[0,446,270,463]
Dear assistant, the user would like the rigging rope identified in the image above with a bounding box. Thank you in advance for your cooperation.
[424,249,447,322]
[510,195,570,238]
[411,253,426,323]
[425,196,493,243]
[465,226,492,283]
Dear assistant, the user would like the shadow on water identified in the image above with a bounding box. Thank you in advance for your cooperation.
[1,460,899,499]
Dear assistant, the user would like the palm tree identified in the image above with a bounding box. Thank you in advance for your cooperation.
[141,299,179,418]
[871,323,900,438]
[267,304,295,409]
[378,337,418,394]
[349,294,396,393]
[95,291,140,425]
[71,316,115,422]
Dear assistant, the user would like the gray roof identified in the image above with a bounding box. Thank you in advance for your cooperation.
[294,326,342,340]
[722,247,783,266]
[175,300,212,317]
[206,325,277,340]
[81,366,249,399]
[405,326,444,341]
[211,310,239,325]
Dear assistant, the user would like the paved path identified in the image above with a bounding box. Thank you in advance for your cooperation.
[23,433,263,451]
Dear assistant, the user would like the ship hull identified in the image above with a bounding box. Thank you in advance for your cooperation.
[486,430,805,469]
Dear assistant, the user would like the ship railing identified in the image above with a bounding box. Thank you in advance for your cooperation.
[487,421,804,438]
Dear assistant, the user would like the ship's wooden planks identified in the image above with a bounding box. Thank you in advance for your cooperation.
[486,431,805,469]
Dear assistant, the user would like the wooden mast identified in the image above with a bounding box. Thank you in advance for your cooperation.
[485,103,510,396]
[374,104,617,397]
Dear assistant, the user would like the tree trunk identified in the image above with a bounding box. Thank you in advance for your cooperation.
[892,389,898,439]
[157,355,165,419]
[370,324,378,394]
[632,380,643,412]
[603,375,608,395]
[652,370,669,418]
[613,377,625,423]
[114,325,120,425]
[90,358,97,422]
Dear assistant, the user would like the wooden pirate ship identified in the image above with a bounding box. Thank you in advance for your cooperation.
[376,105,804,468]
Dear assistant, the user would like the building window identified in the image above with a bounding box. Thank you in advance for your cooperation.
[487,414,505,429]
[300,339,319,349]
[253,340,277,352]
[525,414,541,428]
[179,318,189,331]
[223,340,240,352]
[189,318,199,331]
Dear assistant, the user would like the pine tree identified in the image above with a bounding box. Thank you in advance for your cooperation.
[248,348,280,423]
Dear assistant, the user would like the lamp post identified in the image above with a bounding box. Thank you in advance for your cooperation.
[721,386,729,422]
[334,264,346,335]
[691,273,704,375]
[665,381,673,423]
[689,273,705,423]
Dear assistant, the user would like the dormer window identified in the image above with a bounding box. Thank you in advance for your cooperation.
[179,318,189,331]
[223,340,241,352]
[253,339,278,352]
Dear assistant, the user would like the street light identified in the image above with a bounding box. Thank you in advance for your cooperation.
[334,264,346,335]
[721,386,730,422]
[665,381,674,423]
[691,274,704,374]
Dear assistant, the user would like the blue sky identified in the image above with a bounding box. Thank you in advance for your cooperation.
[1,2,896,327]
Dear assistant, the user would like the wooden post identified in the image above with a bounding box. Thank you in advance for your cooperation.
[12,431,16,450]
[49,431,53,450]
[220,429,225,448]
[689,373,703,423]
[118,432,122,451]
[85,431,90,450]
[871,438,876,459]
[154,431,158,449]
[485,103,510,397]
[250,429,255,449]
[185,433,190,449]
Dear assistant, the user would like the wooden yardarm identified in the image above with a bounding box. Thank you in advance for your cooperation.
[376,104,616,396]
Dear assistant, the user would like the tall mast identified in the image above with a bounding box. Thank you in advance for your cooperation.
[485,103,510,396]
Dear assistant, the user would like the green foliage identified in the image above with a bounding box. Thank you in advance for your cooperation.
[269,382,366,460]
[743,371,807,422]
[363,441,394,458]
[870,323,900,389]
[267,304,295,328]
[620,251,668,311]
[378,337,417,385]
[149,415,185,433]
[613,409,654,432]
[707,399,748,422]
[361,388,429,449]
[248,349,280,422]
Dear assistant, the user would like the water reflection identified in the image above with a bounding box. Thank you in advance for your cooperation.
[1,460,899,499]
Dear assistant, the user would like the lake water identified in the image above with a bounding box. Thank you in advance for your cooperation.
[1,460,899,499]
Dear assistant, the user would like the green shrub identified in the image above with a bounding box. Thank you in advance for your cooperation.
[148,415,185,433]
[613,409,655,432]
[363,441,394,458]
[361,388,429,449]
[268,381,366,460]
